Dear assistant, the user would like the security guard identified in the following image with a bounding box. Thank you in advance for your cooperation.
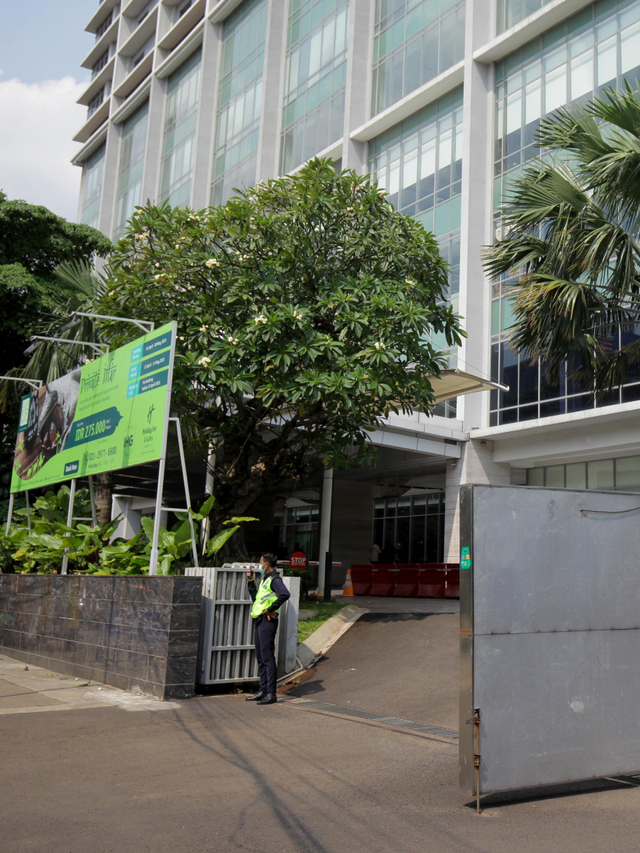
[245,553,290,705]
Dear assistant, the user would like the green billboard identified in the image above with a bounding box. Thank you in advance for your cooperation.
[10,321,176,494]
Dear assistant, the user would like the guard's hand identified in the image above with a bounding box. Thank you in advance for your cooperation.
[266,611,276,621]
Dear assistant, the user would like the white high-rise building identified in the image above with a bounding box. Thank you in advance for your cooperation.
[73,0,640,570]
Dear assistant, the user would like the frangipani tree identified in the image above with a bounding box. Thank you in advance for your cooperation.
[98,159,463,556]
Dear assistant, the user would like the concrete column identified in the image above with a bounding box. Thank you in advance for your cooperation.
[329,477,375,586]
[444,438,509,561]
[140,74,166,205]
[255,0,287,181]
[341,0,374,174]
[192,20,221,208]
[317,466,334,593]
[456,0,497,432]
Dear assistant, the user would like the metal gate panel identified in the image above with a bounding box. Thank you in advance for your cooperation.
[460,484,640,796]
[187,565,291,685]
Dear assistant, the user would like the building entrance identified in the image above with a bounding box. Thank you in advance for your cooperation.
[373,491,445,563]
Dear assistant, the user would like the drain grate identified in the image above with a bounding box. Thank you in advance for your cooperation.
[285,698,459,739]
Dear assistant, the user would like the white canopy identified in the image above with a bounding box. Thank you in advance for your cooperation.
[430,369,507,403]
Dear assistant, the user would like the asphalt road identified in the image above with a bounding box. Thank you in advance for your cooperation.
[4,694,640,853]
[4,609,640,853]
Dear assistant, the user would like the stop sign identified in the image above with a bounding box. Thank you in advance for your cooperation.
[289,551,307,571]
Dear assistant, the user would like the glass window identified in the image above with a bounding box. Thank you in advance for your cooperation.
[545,465,565,488]
[280,0,349,173]
[527,468,544,486]
[615,456,640,490]
[80,144,105,230]
[368,89,463,419]
[491,0,640,425]
[211,0,268,205]
[114,102,149,238]
[159,49,202,207]
[371,0,466,116]
[587,459,614,490]
[372,493,444,562]
[497,0,557,33]
[529,456,640,491]
[566,462,586,489]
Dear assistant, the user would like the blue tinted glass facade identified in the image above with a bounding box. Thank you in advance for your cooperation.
[80,144,106,230]
[281,0,349,173]
[369,88,463,417]
[114,102,149,237]
[159,49,202,207]
[491,0,640,426]
[371,0,465,116]
[212,0,268,205]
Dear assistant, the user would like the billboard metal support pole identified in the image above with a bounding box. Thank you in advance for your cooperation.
[171,416,198,568]
[25,491,31,532]
[61,478,77,575]
[5,494,14,534]
[88,476,98,526]
[149,457,167,577]
[149,322,178,576]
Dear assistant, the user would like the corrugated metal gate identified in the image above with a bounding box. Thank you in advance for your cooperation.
[459,484,640,800]
[186,564,298,685]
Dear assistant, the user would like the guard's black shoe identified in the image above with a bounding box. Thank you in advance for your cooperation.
[256,693,277,705]
[245,691,266,702]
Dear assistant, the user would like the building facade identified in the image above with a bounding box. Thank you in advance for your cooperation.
[73,0,640,571]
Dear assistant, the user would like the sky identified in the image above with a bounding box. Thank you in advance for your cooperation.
[0,1,95,222]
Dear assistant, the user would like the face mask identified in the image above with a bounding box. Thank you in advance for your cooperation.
[257,565,265,575]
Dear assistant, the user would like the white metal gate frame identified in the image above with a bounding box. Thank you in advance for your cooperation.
[186,564,298,685]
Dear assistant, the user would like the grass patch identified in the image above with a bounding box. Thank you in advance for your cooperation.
[297,602,346,644]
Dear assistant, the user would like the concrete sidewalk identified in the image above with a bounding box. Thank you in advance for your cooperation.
[0,654,179,716]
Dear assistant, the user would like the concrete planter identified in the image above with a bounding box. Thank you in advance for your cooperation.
[0,575,203,700]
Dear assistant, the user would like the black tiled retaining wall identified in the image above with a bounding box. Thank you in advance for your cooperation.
[0,575,203,700]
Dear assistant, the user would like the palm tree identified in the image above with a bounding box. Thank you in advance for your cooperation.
[484,83,640,395]
[1,259,106,388]
[1,260,114,522]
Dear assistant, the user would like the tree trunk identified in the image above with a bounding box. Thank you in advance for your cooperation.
[209,482,264,564]
[94,472,113,524]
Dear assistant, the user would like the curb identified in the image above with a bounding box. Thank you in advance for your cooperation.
[296,604,368,668]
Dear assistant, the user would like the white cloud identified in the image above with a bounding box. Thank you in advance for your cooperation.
[0,76,87,222]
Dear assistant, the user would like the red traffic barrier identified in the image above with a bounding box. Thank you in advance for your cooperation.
[417,567,445,598]
[393,565,420,597]
[370,566,396,596]
[349,565,373,596]
[347,562,460,598]
[444,567,460,599]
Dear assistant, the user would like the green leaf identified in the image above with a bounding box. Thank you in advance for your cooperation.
[140,516,156,541]
[158,555,173,576]
[198,495,216,517]
[205,525,239,556]
[224,516,259,525]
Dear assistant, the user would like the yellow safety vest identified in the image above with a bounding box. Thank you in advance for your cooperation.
[251,574,279,619]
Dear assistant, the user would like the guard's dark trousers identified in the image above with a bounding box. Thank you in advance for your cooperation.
[254,616,278,695]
